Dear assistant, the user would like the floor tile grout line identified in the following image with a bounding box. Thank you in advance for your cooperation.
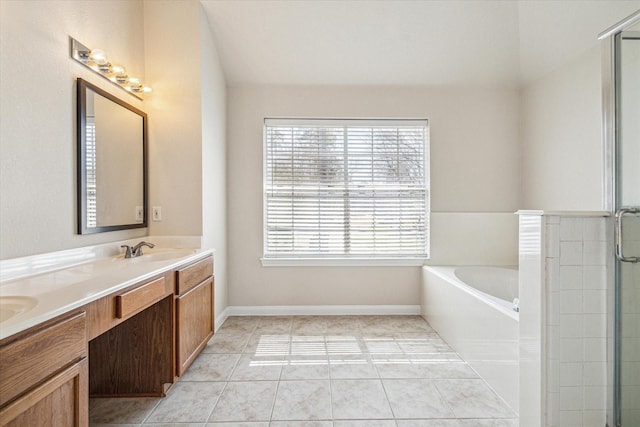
[203,379,229,424]
[458,358,518,417]
[267,332,285,423]
[432,379,463,420]
[137,396,164,425]
[328,366,334,421]
[379,375,398,421]
[267,382,281,424]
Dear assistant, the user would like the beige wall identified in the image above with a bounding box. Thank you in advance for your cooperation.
[200,7,229,319]
[519,45,603,211]
[0,0,604,311]
[227,85,520,306]
[144,0,228,317]
[145,0,203,237]
[0,0,147,259]
[0,0,229,316]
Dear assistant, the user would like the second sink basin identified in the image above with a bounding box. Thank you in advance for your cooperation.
[114,249,198,263]
[0,296,38,323]
[132,250,198,263]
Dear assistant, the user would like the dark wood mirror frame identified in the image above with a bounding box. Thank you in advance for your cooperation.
[77,78,148,234]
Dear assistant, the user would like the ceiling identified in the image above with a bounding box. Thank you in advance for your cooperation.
[200,0,640,87]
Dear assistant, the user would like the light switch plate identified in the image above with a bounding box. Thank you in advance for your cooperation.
[152,206,162,221]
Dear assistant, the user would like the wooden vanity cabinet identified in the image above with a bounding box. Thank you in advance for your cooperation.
[175,256,214,376]
[0,252,213,425]
[86,272,175,397]
[0,311,88,427]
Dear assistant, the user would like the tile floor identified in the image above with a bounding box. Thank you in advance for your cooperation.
[89,315,518,427]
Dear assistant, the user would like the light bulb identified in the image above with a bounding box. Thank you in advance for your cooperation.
[115,73,128,84]
[89,49,107,65]
[128,76,140,85]
[142,86,152,94]
[98,62,112,74]
[111,64,126,75]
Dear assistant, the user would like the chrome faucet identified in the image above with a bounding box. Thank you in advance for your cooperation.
[132,241,155,257]
[120,241,155,258]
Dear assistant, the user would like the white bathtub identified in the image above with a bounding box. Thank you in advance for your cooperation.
[421,266,519,413]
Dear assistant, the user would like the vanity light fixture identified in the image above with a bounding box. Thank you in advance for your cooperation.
[70,37,152,99]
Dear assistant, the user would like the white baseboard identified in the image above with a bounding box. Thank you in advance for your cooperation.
[214,307,232,332]
[215,305,421,330]
[220,305,420,319]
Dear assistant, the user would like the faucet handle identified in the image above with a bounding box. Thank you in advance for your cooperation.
[132,241,155,257]
[120,245,133,259]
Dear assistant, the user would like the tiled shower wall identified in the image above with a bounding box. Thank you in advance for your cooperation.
[518,212,612,427]
[544,215,612,427]
[545,216,613,427]
[620,215,640,425]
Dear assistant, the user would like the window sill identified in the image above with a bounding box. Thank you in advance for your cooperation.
[260,257,429,267]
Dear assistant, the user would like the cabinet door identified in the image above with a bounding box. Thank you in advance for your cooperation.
[0,358,88,427]
[176,277,214,376]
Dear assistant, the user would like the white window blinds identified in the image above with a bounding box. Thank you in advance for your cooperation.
[264,118,429,261]
[86,118,97,228]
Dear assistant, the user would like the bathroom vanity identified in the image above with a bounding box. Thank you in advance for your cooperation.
[0,242,214,426]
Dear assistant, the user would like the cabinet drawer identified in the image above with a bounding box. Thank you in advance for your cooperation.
[116,276,166,319]
[85,272,174,339]
[0,312,86,408]
[176,256,213,295]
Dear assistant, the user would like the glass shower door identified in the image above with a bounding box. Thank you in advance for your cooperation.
[616,29,640,427]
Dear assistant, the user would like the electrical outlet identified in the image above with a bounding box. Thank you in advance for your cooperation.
[135,206,144,221]
[152,206,162,221]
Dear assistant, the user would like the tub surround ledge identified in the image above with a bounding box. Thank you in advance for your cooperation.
[515,210,610,217]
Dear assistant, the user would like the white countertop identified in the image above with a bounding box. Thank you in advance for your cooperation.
[0,237,214,341]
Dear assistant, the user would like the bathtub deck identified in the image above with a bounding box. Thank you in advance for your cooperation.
[89,315,518,426]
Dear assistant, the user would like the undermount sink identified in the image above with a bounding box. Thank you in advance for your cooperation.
[0,296,38,323]
[114,249,198,263]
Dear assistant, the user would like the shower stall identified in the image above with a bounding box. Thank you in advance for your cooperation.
[601,10,640,427]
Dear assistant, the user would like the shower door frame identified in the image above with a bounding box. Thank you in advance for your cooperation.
[600,10,640,427]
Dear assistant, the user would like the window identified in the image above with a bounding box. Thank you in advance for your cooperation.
[85,118,97,228]
[263,118,429,265]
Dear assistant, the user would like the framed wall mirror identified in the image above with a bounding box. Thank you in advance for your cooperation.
[77,78,148,234]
